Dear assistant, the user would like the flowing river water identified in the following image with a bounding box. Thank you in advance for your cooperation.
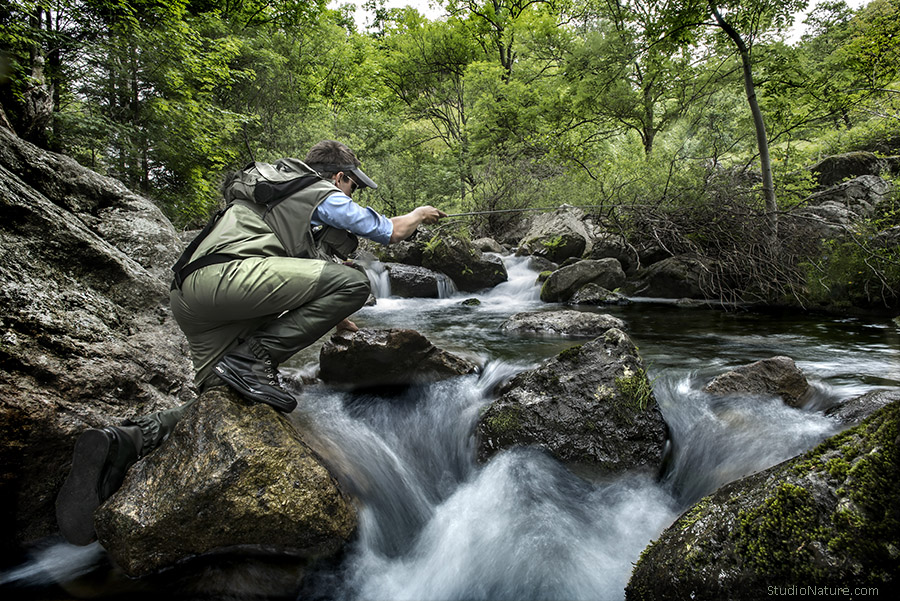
[3,255,899,600]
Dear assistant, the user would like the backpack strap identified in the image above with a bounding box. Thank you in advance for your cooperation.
[171,206,235,290]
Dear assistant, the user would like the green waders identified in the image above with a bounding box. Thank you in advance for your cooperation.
[129,256,370,454]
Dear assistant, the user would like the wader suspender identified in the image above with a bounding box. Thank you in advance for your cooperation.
[170,171,322,291]
[170,207,236,291]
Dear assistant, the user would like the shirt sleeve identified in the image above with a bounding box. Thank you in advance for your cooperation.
[311,192,394,246]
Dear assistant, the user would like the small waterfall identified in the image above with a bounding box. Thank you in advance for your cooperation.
[363,261,391,299]
[482,254,541,303]
[436,272,457,299]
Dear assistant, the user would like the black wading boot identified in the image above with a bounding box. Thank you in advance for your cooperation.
[213,339,297,412]
[56,426,140,546]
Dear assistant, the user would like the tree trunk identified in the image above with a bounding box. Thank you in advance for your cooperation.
[709,2,778,239]
[23,7,54,147]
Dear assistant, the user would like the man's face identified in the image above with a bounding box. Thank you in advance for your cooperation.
[335,172,359,196]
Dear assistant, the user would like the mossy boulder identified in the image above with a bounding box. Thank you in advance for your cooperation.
[626,400,900,600]
[810,151,888,188]
[568,283,630,306]
[515,205,593,262]
[95,389,357,578]
[420,233,508,292]
[476,328,669,474]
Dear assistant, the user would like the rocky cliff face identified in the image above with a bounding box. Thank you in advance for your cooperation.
[0,127,194,557]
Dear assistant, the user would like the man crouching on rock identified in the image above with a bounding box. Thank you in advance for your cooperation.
[56,139,445,545]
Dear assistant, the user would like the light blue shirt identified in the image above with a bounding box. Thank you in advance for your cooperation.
[311,192,394,246]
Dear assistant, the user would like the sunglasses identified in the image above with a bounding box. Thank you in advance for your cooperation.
[342,174,359,194]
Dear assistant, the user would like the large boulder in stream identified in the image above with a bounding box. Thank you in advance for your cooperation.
[626,400,900,600]
[515,205,593,263]
[384,262,454,298]
[476,328,669,474]
[540,258,627,303]
[318,328,478,389]
[622,254,711,299]
[95,388,356,578]
[704,356,813,408]
[0,127,194,556]
[421,233,508,292]
[500,309,626,338]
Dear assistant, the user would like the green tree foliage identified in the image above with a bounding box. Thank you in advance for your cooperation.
[2,0,899,308]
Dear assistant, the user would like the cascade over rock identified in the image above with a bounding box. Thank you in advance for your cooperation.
[704,356,812,408]
[477,328,669,474]
[626,401,900,600]
[825,388,900,425]
[0,127,193,554]
[95,388,357,578]
[318,328,478,389]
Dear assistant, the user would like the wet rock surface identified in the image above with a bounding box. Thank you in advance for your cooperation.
[539,258,626,303]
[626,400,900,600]
[0,128,193,553]
[95,388,356,577]
[318,328,478,389]
[515,205,593,262]
[384,262,451,298]
[825,387,900,425]
[477,328,669,474]
[500,309,626,337]
[704,356,812,407]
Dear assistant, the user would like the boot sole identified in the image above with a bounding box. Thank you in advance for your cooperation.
[214,364,298,412]
[56,429,110,545]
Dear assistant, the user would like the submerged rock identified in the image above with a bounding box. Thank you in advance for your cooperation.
[95,389,356,578]
[626,400,900,600]
[318,328,477,389]
[567,283,630,306]
[477,328,669,474]
[825,388,900,426]
[500,309,625,338]
[704,356,812,407]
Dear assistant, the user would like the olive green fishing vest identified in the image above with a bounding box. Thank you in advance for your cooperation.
[188,165,359,265]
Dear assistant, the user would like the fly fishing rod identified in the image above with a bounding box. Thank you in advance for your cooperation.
[442,205,604,218]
